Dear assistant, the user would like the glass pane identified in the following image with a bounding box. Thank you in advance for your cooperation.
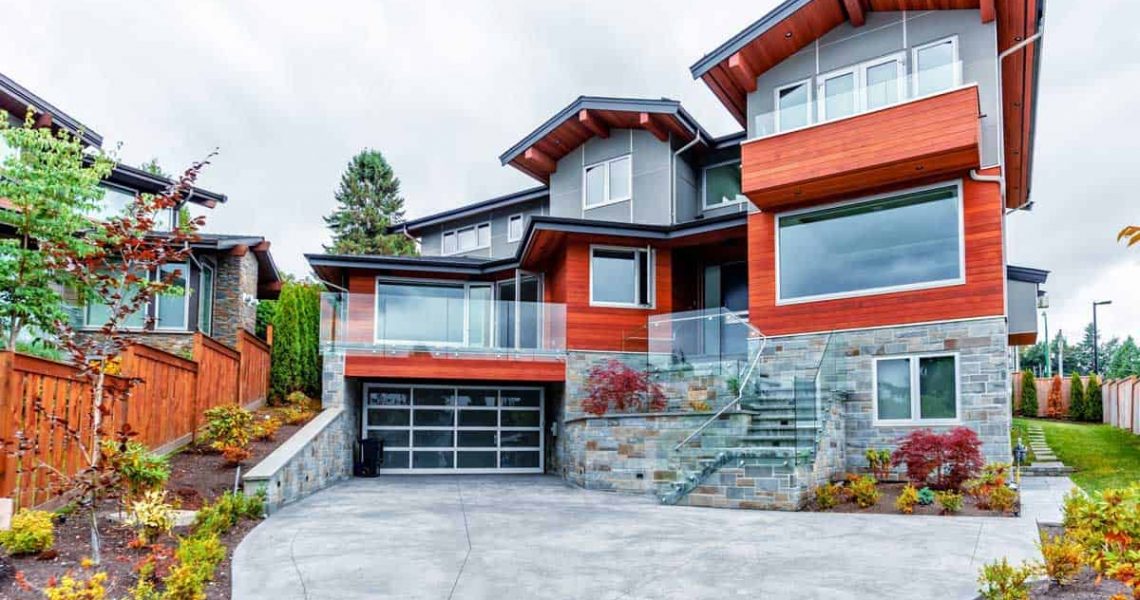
[365,430,410,447]
[637,250,650,306]
[413,409,454,427]
[501,410,540,428]
[591,249,636,304]
[500,389,541,407]
[415,388,455,406]
[443,233,457,254]
[704,163,742,207]
[377,283,464,344]
[93,185,135,222]
[518,276,539,349]
[467,286,493,348]
[157,263,188,329]
[500,431,540,448]
[876,359,912,420]
[458,410,497,427]
[778,186,960,300]
[865,60,900,110]
[458,451,497,469]
[509,216,523,240]
[198,266,214,335]
[367,409,409,427]
[413,430,454,448]
[917,41,956,96]
[368,388,410,406]
[456,389,496,407]
[477,224,491,247]
[919,356,957,419]
[608,156,630,200]
[585,163,605,206]
[457,227,477,250]
[85,266,147,329]
[413,451,454,469]
[458,430,497,447]
[382,451,409,469]
[823,72,856,120]
[500,451,540,469]
[777,82,810,131]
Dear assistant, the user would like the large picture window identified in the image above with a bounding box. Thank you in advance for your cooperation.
[589,246,653,308]
[583,155,631,208]
[874,354,959,424]
[776,183,963,303]
[375,282,465,345]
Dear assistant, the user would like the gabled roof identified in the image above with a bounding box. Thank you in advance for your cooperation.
[389,185,548,236]
[0,71,103,148]
[106,163,227,208]
[499,96,713,183]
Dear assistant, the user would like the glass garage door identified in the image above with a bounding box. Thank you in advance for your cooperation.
[363,385,543,473]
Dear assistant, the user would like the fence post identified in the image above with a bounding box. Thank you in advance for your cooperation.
[0,352,16,500]
[190,334,203,443]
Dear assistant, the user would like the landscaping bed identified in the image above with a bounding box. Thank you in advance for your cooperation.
[819,481,1018,517]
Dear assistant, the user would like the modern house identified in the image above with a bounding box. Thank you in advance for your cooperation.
[308,0,1048,510]
[0,72,281,355]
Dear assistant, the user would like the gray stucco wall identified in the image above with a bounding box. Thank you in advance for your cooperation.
[745,9,1000,167]
[1007,279,1039,338]
[418,197,547,259]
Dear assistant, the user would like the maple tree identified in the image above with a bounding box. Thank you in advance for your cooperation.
[582,359,666,416]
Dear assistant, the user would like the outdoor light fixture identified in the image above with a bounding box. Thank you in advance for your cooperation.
[1093,300,1113,374]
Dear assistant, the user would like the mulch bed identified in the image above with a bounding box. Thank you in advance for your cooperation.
[817,481,1019,517]
[1024,524,1131,600]
[0,410,310,599]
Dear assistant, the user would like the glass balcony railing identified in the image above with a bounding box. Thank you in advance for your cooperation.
[320,292,566,359]
[753,58,976,139]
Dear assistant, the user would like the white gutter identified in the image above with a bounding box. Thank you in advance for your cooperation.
[989,27,1045,214]
[671,131,703,223]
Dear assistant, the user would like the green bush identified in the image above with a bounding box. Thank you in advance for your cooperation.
[977,558,1035,600]
[202,405,254,451]
[1067,372,1085,421]
[1083,374,1102,422]
[192,490,265,538]
[895,484,919,514]
[0,508,55,555]
[917,486,936,506]
[936,490,964,514]
[163,533,226,600]
[268,281,322,402]
[813,483,841,510]
[1019,370,1038,417]
[102,440,170,498]
[850,475,880,508]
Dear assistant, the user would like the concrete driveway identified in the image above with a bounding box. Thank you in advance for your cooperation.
[233,476,1069,600]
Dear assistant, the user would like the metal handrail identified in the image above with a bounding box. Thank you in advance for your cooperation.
[672,311,767,451]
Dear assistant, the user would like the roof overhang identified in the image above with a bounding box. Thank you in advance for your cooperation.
[106,163,227,208]
[0,71,103,148]
[191,234,281,299]
[389,186,548,236]
[1006,265,1049,285]
[690,0,1044,209]
[499,97,711,183]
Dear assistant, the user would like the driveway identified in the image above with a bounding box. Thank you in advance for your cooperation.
[233,476,1071,600]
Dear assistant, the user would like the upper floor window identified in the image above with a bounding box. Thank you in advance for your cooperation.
[913,37,960,97]
[583,155,631,209]
[442,222,490,255]
[819,53,906,123]
[776,183,963,303]
[775,80,812,133]
[93,184,173,231]
[589,246,653,308]
[702,161,745,209]
[507,214,524,243]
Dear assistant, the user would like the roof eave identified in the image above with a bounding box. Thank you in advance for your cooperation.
[688,0,811,79]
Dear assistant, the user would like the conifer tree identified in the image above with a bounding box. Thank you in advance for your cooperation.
[1068,371,1085,421]
[1019,369,1038,417]
[323,149,418,256]
[1083,374,1103,422]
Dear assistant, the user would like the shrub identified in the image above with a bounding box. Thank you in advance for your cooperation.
[850,475,879,509]
[1063,483,1140,598]
[1019,370,1038,417]
[891,427,983,490]
[251,415,282,441]
[917,487,936,506]
[977,558,1036,600]
[0,508,55,555]
[1068,372,1086,421]
[268,281,322,402]
[989,485,1018,513]
[202,404,253,451]
[276,405,313,426]
[285,390,319,411]
[1045,374,1064,418]
[864,448,892,480]
[192,490,265,538]
[1083,375,1102,422]
[126,490,177,545]
[581,359,666,416]
[43,571,108,600]
[102,440,170,499]
[221,444,252,466]
[936,490,964,514]
[895,484,919,514]
[813,483,841,510]
[163,533,226,600]
[1038,533,1083,586]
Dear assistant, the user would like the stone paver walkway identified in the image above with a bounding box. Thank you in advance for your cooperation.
[1023,424,1075,476]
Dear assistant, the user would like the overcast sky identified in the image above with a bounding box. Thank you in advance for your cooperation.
[2,1,1137,344]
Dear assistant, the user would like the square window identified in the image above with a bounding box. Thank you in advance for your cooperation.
[584,155,631,208]
[589,247,653,307]
[874,355,959,424]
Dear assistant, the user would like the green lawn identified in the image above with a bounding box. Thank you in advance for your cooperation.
[1009,419,1037,463]
[1014,417,1140,493]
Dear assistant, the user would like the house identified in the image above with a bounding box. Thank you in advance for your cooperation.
[307,1,1048,509]
[0,72,281,355]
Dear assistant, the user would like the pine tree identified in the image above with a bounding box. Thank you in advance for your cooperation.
[1019,369,1038,417]
[1067,371,1085,421]
[323,149,418,256]
[1107,336,1140,378]
[1083,374,1103,422]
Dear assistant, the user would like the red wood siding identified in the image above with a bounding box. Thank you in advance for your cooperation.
[344,354,565,382]
[741,86,981,211]
[747,174,1005,336]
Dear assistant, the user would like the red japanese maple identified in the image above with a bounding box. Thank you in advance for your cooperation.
[581,359,666,416]
[891,426,983,490]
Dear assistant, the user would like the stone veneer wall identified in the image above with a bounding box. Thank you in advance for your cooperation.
[73,332,197,358]
[214,251,258,349]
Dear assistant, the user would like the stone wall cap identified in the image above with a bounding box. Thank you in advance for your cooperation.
[243,407,345,482]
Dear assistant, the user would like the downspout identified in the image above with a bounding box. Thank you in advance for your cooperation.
[671,131,703,223]
[981,27,1044,214]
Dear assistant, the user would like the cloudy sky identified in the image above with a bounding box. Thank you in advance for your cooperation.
[2,1,1137,343]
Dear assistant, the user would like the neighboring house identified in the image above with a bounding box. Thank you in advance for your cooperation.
[298,1,1047,509]
[0,72,281,355]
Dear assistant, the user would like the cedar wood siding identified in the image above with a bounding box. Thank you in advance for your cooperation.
[747,174,1005,336]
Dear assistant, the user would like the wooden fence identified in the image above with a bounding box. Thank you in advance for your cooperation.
[0,330,271,507]
[1011,373,1095,417]
[1103,377,1140,435]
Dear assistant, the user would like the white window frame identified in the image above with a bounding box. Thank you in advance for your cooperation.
[816,65,859,123]
[582,154,632,210]
[860,51,907,112]
[912,35,961,98]
[154,261,191,331]
[588,245,655,309]
[872,352,961,426]
[441,222,491,256]
[373,277,471,347]
[773,180,966,305]
[701,160,747,209]
[507,213,524,243]
[774,78,813,133]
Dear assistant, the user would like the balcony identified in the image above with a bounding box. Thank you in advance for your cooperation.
[320,291,567,380]
[743,60,982,210]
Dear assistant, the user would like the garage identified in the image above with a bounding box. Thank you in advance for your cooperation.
[362,384,544,473]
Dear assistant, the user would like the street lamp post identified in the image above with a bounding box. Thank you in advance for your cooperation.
[1093,300,1113,375]
[1042,310,1050,377]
